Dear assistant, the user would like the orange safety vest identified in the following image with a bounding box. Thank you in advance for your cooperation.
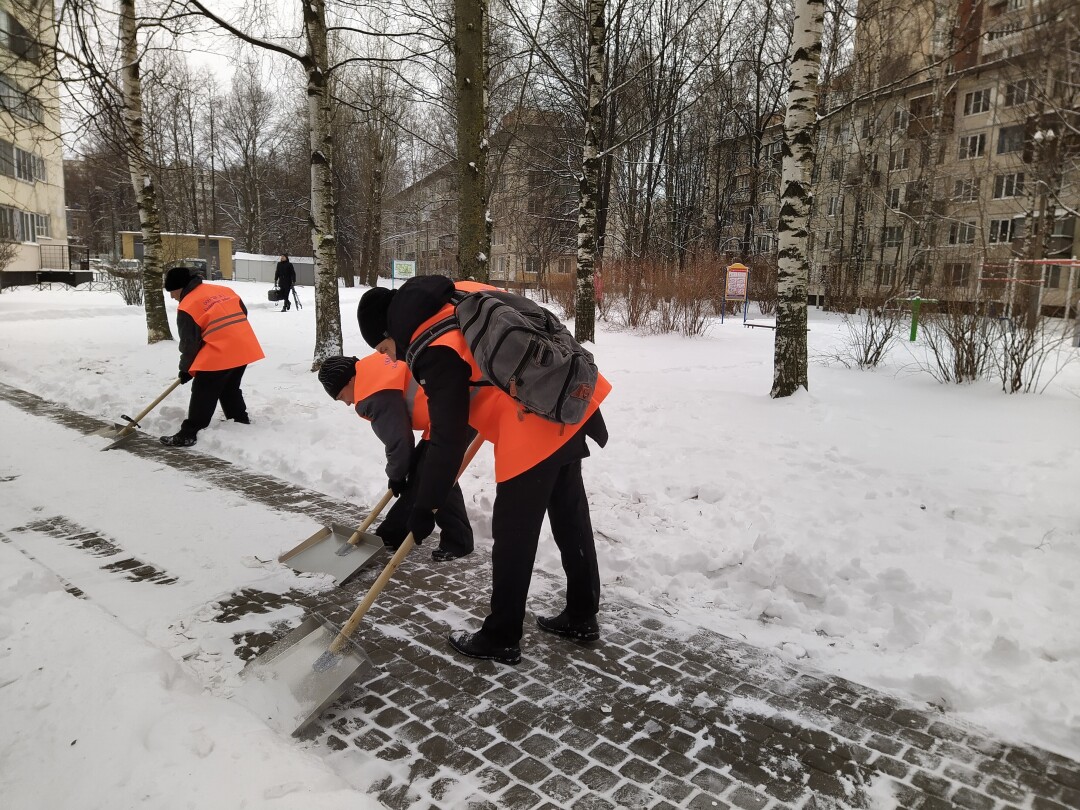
[410,281,611,482]
[178,283,265,372]
[351,353,432,436]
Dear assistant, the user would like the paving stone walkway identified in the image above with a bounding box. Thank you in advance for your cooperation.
[2,381,1078,810]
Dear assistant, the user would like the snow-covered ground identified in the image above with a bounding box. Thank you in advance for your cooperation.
[1,280,1078,808]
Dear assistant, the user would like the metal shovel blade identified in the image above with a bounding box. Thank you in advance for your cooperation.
[278,523,383,584]
[233,615,374,737]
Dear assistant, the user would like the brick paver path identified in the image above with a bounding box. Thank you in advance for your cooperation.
[3,381,1078,810]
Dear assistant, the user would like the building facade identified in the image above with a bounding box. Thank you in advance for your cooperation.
[808,0,1079,315]
[0,0,68,281]
[381,111,578,288]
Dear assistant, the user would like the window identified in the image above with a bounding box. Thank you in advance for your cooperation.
[993,172,1025,198]
[0,205,15,240]
[18,211,48,242]
[945,263,971,287]
[525,257,541,275]
[881,226,904,247]
[13,146,44,182]
[988,218,1018,243]
[736,175,750,191]
[997,125,1025,154]
[758,205,773,224]
[0,74,43,122]
[1004,80,1033,107]
[963,89,991,115]
[861,117,873,139]
[948,221,976,245]
[0,11,40,64]
[1045,266,1061,289]
[888,187,902,208]
[558,257,573,274]
[755,234,774,253]
[827,196,839,216]
[823,231,832,249]
[1006,0,1024,10]
[958,133,985,159]
[876,266,898,286]
[889,148,909,171]
[893,107,910,131]
[829,160,843,181]
[905,181,923,203]
[1051,217,1075,239]
[953,178,981,202]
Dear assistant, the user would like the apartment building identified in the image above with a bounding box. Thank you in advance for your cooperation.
[713,119,784,259]
[382,110,578,288]
[0,0,68,283]
[808,0,1078,314]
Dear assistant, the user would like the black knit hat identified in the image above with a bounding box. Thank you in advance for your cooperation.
[358,287,395,348]
[318,356,359,399]
[164,266,192,291]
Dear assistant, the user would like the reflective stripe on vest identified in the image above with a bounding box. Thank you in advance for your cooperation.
[178,283,264,372]
[408,281,610,482]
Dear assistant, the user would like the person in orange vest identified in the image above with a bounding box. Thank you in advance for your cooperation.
[316,353,474,562]
[160,266,264,447]
[358,276,611,666]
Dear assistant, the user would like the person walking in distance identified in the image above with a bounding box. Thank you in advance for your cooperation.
[274,254,296,312]
[317,354,475,562]
[160,266,264,447]
[357,276,611,665]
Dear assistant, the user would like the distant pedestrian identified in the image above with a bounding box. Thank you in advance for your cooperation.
[274,255,296,312]
[160,266,264,447]
[317,354,474,562]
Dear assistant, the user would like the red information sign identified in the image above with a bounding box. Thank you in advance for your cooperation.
[725,263,748,298]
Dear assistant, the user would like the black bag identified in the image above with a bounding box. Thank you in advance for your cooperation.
[267,288,284,302]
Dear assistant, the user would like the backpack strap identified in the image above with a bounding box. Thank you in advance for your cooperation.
[403,289,472,366]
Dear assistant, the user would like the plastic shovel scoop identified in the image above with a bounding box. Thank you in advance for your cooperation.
[278,491,393,585]
[97,378,181,450]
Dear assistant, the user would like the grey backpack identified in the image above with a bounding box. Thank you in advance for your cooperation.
[406,289,599,424]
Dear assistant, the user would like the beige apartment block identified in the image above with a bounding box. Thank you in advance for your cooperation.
[0,0,68,283]
[809,0,1078,316]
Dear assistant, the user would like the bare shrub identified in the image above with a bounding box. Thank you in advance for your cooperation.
[541,272,577,320]
[106,264,144,306]
[834,294,906,369]
[747,255,778,316]
[917,296,996,384]
[994,316,1073,393]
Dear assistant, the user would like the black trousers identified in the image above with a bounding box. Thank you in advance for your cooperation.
[375,441,474,555]
[179,366,249,436]
[480,427,600,646]
[279,284,293,309]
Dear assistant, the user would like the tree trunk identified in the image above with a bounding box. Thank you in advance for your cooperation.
[303,0,343,368]
[771,0,824,398]
[455,0,489,282]
[575,0,605,343]
[119,0,172,344]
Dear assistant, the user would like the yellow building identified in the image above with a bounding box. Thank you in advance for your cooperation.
[119,231,234,280]
[1,0,70,281]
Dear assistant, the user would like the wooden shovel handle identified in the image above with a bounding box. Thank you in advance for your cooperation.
[115,378,183,438]
[347,489,395,545]
[328,435,484,653]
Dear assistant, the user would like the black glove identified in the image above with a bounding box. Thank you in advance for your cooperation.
[388,478,407,497]
[406,508,436,545]
[179,371,193,384]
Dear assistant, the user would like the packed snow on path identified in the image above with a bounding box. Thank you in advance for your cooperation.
[1,280,1078,807]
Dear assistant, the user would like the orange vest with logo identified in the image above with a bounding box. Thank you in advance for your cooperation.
[178,283,265,372]
[410,281,611,482]
[352,353,432,436]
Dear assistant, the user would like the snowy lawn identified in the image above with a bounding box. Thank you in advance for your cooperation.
[1,279,1078,807]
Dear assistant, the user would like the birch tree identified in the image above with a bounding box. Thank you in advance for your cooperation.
[575,0,606,343]
[772,0,824,398]
[455,0,490,281]
[186,0,343,368]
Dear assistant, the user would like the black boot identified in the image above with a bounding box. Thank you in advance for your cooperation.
[536,610,600,642]
[448,631,521,665]
[160,431,196,447]
[431,547,471,562]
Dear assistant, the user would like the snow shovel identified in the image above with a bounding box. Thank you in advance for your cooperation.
[98,378,182,451]
[235,435,483,738]
[277,489,394,585]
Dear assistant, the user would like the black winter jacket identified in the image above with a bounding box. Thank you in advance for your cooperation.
[274,261,296,288]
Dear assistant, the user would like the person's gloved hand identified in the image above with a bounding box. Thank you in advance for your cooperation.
[179,371,193,384]
[406,508,436,545]
[388,477,407,497]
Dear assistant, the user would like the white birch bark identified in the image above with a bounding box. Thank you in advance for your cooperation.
[119,0,172,343]
[304,0,343,367]
[772,0,824,398]
[575,0,605,344]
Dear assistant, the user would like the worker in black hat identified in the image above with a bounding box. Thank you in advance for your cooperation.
[317,354,474,561]
[160,266,264,447]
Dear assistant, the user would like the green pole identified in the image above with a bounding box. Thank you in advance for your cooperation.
[909,296,921,342]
